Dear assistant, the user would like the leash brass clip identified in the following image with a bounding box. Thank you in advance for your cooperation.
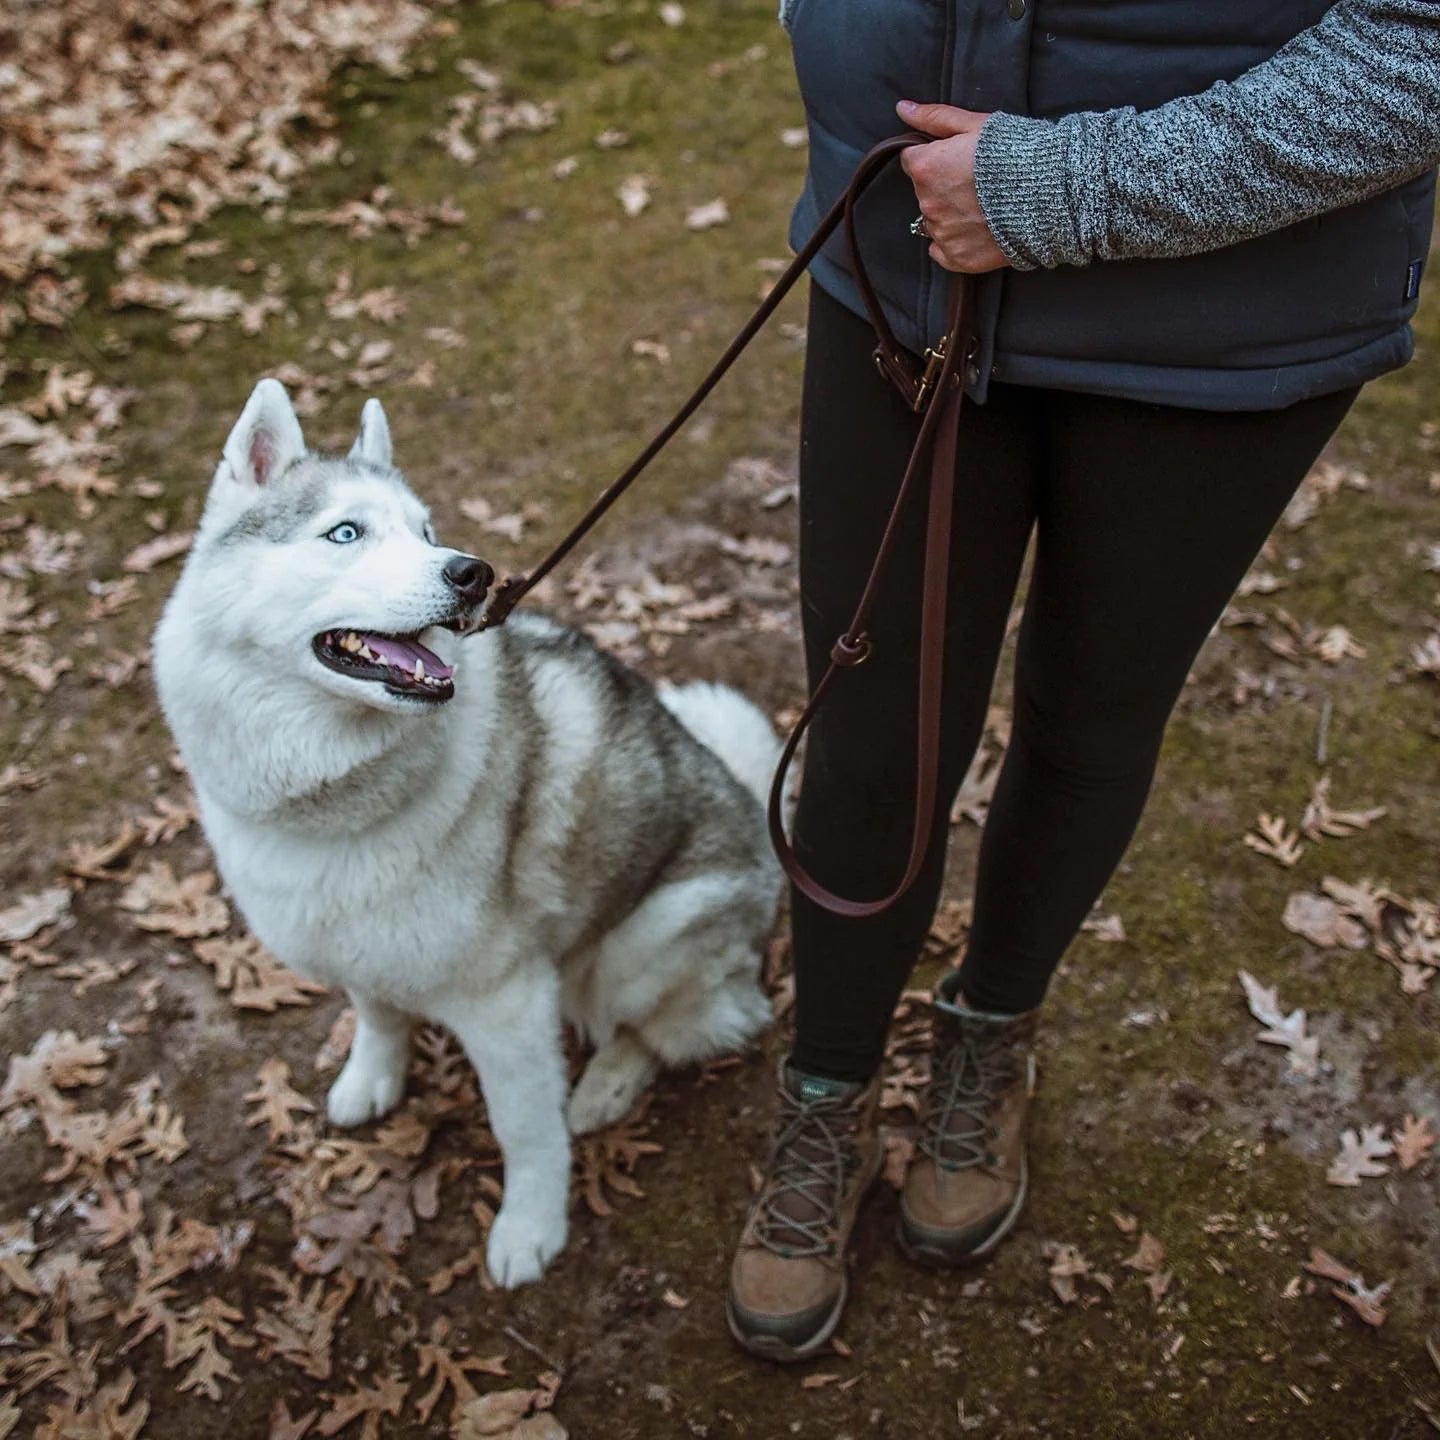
[911,335,949,414]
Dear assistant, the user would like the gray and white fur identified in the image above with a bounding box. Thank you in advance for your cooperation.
[153,379,781,1288]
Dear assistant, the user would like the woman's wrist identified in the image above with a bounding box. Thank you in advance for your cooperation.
[973,111,1081,271]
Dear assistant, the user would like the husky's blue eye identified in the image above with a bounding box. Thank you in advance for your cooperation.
[325,522,362,544]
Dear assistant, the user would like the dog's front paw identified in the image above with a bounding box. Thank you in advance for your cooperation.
[326,1053,405,1128]
[486,1206,567,1289]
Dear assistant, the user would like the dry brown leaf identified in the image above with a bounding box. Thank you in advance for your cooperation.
[0,885,71,943]
[74,1183,145,1250]
[31,1369,149,1440]
[1043,1241,1090,1305]
[1080,911,1127,943]
[454,1385,567,1439]
[253,1269,356,1382]
[245,1059,318,1142]
[118,862,228,938]
[315,1370,406,1439]
[574,1108,663,1218]
[1391,1113,1437,1170]
[270,1398,320,1440]
[1300,775,1386,841]
[0,1029,110,1112]
[685,198,730,231]
[1237,970,1319,1076]
[192,934,326,1011]
[67,822,141,882]
[414,1317,508,1424]
[1242,813,1304,867]
[0,1218,41,1296]
[121,530,194,574]
[617,174,653,217]
[170,1296,255,1401]
[1122,1232,1166,1274]
[1325,1124,1393,1187]
[1281,892,1369,950]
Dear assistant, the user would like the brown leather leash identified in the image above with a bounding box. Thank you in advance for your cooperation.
[474,133,975,917]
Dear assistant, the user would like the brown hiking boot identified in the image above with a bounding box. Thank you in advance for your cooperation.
[727,1061,882,1361]
[898,981,1038,1268]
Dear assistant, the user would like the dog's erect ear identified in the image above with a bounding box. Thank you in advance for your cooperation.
[348,398,393,470]
[221,378,306,489]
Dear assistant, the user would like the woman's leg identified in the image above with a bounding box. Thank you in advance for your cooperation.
[957,385,1359,1013]
[789,287,1041,1082]
[729,289,1041,1358]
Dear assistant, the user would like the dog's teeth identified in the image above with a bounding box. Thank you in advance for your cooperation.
[340,632,362,654]
[413,658,425,682]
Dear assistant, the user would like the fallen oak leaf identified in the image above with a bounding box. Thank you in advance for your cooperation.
[1281,892,1368,950]
[0,1218,41,1296]
[0,1028,110,1111]
[1236,970,1320,1076]
[74,1182,144,1250]
[122,530,193,574]
[685,198,730,231]
[1299,775,1386,841]
[1325,1124,1392,1187]
[1242,813,1304,867]
[617,174,652,217]
[0,886,71,943]
[31,1369,149,1440]
[119,862,228,938]
[1392,1113,1437,1170]
[454,1388,532,1437]
[414,1316,508,1424]
[67,822,142,882]
[270,1398,319,1440]
[253,1269,356,1381]
[1043,1241,1090,1305]
[315,1370,406,1440]
[246,1059,318,1142]
[192,934,325,1010]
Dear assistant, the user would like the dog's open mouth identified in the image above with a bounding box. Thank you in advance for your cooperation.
[313,629,456,702]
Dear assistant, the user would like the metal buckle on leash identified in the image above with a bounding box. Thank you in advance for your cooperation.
[911,336,949,414]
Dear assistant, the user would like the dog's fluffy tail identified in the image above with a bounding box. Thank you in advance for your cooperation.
[659,681,782,810]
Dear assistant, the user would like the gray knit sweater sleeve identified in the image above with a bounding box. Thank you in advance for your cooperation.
[974,0,1440,271]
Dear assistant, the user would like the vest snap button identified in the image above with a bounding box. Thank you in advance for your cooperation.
[1006,0,1026,16]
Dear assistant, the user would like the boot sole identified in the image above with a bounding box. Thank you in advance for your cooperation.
[725,1275,847,1364]
[896,1153,1029,1270]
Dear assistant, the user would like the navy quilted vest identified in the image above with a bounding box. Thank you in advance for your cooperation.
[786,0,1436,409]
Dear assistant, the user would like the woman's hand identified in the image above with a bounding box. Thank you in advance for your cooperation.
[897,100,1010,274]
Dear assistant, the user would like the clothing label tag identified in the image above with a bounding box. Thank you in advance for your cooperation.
[1405,259,1424,302]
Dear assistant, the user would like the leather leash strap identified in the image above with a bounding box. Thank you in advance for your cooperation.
[474,133,975,918]
[767,276,970,918]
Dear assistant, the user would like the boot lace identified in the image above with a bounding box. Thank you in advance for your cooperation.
[753,1087,861,1259]
[918,1012,1020,1172]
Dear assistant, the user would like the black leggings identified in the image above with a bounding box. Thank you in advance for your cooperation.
[790,285,1357,1083]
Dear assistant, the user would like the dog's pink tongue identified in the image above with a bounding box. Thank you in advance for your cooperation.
[362,633,454,681]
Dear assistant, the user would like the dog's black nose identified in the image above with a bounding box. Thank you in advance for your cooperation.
[443,554,494,602]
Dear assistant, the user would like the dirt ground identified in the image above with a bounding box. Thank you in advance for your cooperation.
[3,3,1438,1438]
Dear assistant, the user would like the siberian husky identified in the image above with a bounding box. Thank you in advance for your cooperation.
[153,379,781,1287]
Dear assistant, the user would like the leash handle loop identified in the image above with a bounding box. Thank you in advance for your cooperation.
[766,276,972,919]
